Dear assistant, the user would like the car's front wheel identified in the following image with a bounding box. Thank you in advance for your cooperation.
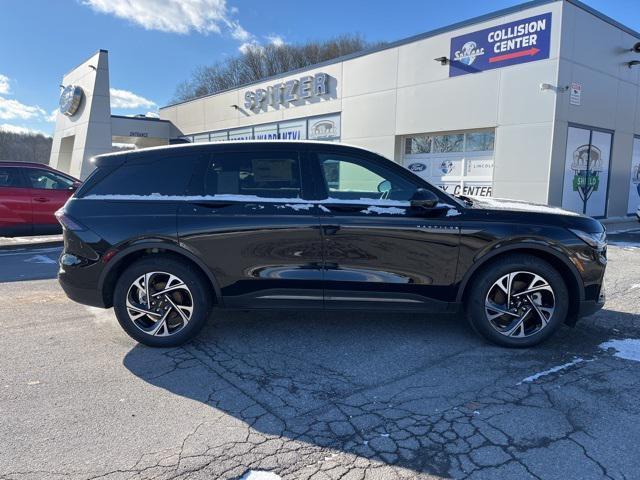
[113,256,212,347]
[466,254,568,348]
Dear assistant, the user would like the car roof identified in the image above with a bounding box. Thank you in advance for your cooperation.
[0,161,79,180]
[0,161,56,168]
[93,140,378,164]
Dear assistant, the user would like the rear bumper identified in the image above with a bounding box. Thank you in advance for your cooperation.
[58,269,106,308]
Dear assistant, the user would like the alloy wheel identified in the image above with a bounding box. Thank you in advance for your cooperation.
[484,271,555,338]
[125,272,193,337]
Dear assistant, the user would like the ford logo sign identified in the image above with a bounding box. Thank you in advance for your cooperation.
[408,163,426,172]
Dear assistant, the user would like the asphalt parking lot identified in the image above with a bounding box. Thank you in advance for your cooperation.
[1,229,640,480]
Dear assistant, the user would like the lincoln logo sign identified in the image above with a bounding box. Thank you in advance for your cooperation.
[449,12,551,77]
[244,73,330,111]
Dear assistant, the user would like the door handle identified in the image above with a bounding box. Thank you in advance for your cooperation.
[322,203,367,213]
[33,197,50,203]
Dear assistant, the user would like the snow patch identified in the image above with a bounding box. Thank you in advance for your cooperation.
[239,471,281,480]
[599,339,640,362]
[609,242,640,251]
[285,203,313,211]
[362,206,405,215]
[24,254,57,265]
[517,358,584,385]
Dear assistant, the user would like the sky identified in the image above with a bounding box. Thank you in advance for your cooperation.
[0,0,638,137]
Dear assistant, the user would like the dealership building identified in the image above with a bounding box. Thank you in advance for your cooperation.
[51,0,640,219]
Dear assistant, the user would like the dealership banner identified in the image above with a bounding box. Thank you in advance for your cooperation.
[449,12,552,77]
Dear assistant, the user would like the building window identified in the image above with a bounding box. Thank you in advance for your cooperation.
[561,126,612,218]
[187,113,340,145]
[193,133,209,143]
[403,128,495,197]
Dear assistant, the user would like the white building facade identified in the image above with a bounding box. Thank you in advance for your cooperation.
[54,0,640,219]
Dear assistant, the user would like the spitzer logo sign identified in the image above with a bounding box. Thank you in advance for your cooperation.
[449,12,551,77]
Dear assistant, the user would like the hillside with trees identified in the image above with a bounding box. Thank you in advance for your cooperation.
[0,130,52,164]
[172,34,382,102]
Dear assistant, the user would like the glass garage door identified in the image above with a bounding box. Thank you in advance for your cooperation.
[402,129,495,197]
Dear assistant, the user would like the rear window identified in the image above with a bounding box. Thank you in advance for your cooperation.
[84,155,195,197]
[203,151,302,199]
[0,167,23,188]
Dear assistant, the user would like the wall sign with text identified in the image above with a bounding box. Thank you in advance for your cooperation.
[449,12,552,77]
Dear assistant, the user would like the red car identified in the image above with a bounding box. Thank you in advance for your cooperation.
[0,161,81,236]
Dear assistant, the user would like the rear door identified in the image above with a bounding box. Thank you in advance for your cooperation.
[311,149,461,311]
[0,166,32,236]
[22,167,75,233]
[177,146,324,309]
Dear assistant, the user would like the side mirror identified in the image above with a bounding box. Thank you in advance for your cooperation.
[377,180,391,194]
[410,188,439,209]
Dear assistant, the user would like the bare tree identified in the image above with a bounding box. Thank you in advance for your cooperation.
[0,130,53,164]
[172,34,383,102]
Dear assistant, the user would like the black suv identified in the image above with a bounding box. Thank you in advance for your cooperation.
[57,141,606,348]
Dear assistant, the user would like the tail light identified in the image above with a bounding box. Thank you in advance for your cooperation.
[55,209,86,231]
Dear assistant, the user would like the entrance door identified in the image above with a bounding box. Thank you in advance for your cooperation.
[177,146,324,309]
[311,149,461,311]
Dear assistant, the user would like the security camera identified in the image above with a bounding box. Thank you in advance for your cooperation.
[632,42,640,53]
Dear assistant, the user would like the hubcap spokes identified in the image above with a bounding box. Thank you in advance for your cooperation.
[125,272,193,337]
[484,271,555,338]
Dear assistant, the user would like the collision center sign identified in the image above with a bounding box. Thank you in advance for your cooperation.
[449,13,551,77]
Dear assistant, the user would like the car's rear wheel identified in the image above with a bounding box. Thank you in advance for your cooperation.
[466,254,568,347]
[113,256,212,347]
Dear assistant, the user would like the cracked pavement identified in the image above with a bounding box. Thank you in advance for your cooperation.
[1,232,640,479]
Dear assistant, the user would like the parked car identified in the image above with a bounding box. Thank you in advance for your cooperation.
[0,161,80,236]
[56,141,607,348]
[636,204,639,222]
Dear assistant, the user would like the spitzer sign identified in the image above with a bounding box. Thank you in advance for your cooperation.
[449,12,552,77]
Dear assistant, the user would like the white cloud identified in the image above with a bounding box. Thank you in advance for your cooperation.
[0,123,51,137]
[0,96,46,121]
[239,41,262,54]
[82,0,249,40]
[109,88,156,110]
[266,35,284,47]
[228,20,250,41]
[0,74,10,95]
[46,108,58,123]
[145,111,160,118]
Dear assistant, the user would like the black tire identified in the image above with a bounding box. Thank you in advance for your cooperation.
[113,255,212,347]
[466,254,568,348]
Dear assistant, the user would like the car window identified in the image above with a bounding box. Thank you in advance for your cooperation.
[24,169,75,190]
[0,167,24,188]
[86,155,195,197]
[204,151,302,199]
[317,153,417,201]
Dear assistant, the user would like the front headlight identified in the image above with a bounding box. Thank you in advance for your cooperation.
[568,229,607,250]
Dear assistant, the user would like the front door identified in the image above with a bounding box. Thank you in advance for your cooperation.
[178,147,324,309]
[311,150,461,311]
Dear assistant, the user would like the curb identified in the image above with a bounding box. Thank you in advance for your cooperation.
[0,239,63,251]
